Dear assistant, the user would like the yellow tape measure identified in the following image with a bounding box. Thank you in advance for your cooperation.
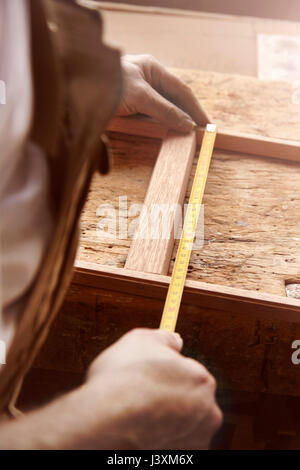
[160,124,217,332]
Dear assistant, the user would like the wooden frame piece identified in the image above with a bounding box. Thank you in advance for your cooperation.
[75,261,300,324]
[75,115,300,324]
[125,130,196,275]
[108,116,300,163]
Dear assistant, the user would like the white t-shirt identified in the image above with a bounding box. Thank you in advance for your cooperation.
[0,0,53,351]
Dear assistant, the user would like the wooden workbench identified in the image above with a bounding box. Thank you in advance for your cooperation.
[19,70,300,411]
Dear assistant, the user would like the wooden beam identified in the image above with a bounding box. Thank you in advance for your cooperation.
[212,128,300,163]
[74,261,300,323]
[107,116,300,163]
[125,129,196,274]
[107,115,167,140]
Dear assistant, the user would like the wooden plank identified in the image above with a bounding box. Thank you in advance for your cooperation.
[74,261,300,323]
[124,130,196,274]
[214,129,300,163]
[107,115,166,140]
[107,116,300,163]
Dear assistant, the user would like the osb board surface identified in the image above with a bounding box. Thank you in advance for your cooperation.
[77,70,300,296]
[170,68,300,140]
[171,150,300,295]
[77,133,161,266]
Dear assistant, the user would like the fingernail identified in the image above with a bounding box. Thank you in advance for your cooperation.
[179,118,194,132]
[172,332,183,347]
[173,332,182,340]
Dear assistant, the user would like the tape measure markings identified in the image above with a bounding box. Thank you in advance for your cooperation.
[160,124,217,332]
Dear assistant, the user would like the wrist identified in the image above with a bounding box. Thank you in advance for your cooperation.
[58,379,139,449]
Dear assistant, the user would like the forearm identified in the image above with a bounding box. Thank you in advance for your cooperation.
[0,382,134,450]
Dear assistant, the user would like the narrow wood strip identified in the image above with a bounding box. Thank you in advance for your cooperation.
[215,129,300,162]
[107,116,300,163]
[125,130,196,275]
[73,261,300,323]
[107,116,167,140]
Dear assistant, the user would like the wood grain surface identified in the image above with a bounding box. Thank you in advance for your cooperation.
[78,70,300,296]
[125,130,196,274]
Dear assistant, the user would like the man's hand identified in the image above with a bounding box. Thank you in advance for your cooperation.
[0,329,222,449]
[85,328,222,449]
[118,55,210,132]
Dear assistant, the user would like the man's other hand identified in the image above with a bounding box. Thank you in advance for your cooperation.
[118,54,210,132]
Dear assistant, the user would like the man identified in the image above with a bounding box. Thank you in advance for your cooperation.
[0,0,222,449]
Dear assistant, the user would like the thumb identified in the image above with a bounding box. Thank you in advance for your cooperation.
[138,83,195,133]
[153,328,184,352]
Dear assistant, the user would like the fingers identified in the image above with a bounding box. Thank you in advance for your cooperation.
[119,55,209,129]
[136,83,195,132]
[145,57,210,126]
[154,329,184,352]
[129,328,184,352]
[161,69,210,126]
